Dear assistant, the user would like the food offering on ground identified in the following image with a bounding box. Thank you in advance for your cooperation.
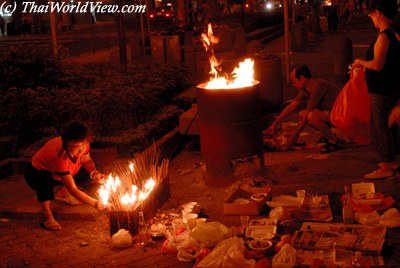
[149,223,167,238]
[249,219,266,226]
[267,195,304,208]
[248,240,273,253]
[352,182,385,206]
[234,197,250,205]
[246,225,277,240]
[251,193,268,202]
[274,234,293,252]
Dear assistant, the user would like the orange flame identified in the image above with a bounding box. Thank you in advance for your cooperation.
[201,24,255,89]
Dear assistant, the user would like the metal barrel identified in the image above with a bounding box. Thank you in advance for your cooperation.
[253,57,284,110]
[196,82,264,186]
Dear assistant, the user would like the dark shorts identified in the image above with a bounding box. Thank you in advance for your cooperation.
[24,162,62,202]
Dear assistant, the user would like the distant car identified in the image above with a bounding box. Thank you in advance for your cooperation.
[321,0,332,6]
[243,0,258,12]
[259,0,282,11]
[149,5,175,21]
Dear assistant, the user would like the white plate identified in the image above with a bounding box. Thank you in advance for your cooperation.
[149,231,166,238]
[246,225,277,240]
[249,218,268,227]
[248,240,273,252]
[149,223,167,237]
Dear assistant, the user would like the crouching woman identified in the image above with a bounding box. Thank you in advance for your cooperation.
[24,120,106,231]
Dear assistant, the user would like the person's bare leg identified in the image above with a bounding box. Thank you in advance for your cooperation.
[40,201,62,230]
[40,200,54,220]
[307,110,337,143]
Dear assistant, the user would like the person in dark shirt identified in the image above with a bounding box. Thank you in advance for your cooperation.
[353,0,400,179]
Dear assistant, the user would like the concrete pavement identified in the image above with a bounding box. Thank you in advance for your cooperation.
[2,13,400,267]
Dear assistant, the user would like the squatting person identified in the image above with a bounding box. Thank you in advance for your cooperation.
[24,120,106,231]
[265,64,342,153]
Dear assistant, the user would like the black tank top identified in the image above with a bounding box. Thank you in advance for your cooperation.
[365,28,400,95]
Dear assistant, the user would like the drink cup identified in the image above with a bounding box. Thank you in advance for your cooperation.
[181,208,193,217]
[172,219,186,234]
[183,213,198,230]
[240,215,249,229]
[296,190,306,198]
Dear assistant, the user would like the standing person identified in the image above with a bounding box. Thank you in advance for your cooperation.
[192,0,198,24]
[348,0,356,21]
[24,120,106,231]
[295,0,308,22]
[353,0,400,179]
[264,64,342,152]
[339,0,350,31]
[0,16,5,36]
[199,0,212,25]
[21,14,30,36]
[326,0,339,33]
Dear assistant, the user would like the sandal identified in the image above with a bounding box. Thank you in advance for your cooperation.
[364,169,394,180]
[320,140,344,153]
[316,136,328,144]
[40,218,62,231]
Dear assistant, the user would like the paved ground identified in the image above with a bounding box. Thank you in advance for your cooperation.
[2,14,400,267]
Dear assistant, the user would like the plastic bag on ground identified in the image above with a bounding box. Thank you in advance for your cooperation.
[194,248,213,268]
[196,236,256,268]
[177,245,202,262]
[272,243,297,268]
[111,229,132,249]
[162,230,201,256]
[354,211,380,225]
[379,208,400,228]
[189,221,232,248]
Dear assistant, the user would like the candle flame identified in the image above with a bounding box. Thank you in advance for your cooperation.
[98,175,156,210]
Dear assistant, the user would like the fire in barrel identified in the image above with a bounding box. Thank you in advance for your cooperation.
[197,25,265,186]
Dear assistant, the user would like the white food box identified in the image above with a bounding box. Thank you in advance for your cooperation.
[246,225,277,240]
[351,182,382,206]
[266,195,304,208]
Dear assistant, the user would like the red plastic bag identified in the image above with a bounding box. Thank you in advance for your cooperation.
[330,68,371,145]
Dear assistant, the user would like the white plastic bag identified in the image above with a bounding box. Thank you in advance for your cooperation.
[170,230,201,250]
[354,211,380,225]
[379,208,400,228]
[189,222,232,248]
[177,246,202,262]
[197,237,255,268]
[272,244,297,268]
[111,229,132,249]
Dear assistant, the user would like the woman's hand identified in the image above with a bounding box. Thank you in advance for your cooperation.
[91,170,106,184]
[353,59,363,68]
[94,199,107,211]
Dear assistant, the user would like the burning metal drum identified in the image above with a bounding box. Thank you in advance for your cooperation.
[196,81,265,186]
